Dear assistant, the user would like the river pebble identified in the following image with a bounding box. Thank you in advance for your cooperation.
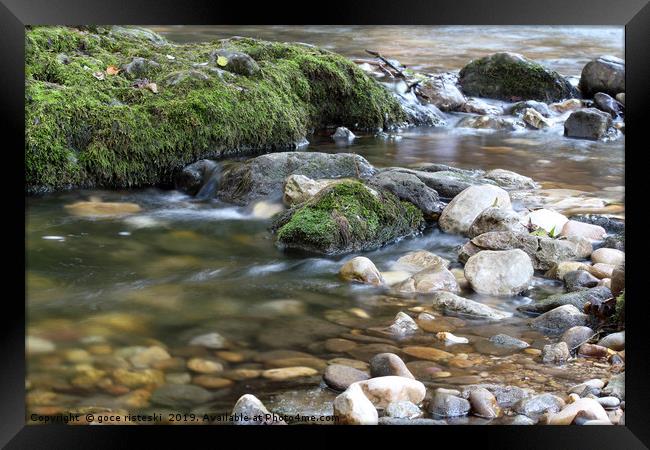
[262,366,319,381]
[333,383,378,425]
[323,364,369,391]
[369,353,414,379]
[355,376,426,408]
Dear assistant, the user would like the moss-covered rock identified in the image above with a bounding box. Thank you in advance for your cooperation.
[272,181,424,255]
[458,52,578,102]
[25,26,406,193]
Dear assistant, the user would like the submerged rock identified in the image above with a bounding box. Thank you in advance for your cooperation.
[394,267,459,294]
[230,394,286,425]
[439,185,511,235]
[483,169,538,190]
[464,249,533,296]
[419,75,466,111]
[530,305,588,334]
[150,384,213,408]
[339,256,384,286]
[64,200,141,217]
[272,181,424,255]
[579,56,625,98]
[488,334,529,350]
[430,291,511,320]
[458,52,577,102]
[456,115,525,131]
[218,152,375,205]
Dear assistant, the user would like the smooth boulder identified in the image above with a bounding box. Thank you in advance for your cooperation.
[579,56,625,98]
[339,257,385,286]
[464,249,533,296]
[564,108,613,140]
[439,185,511,235]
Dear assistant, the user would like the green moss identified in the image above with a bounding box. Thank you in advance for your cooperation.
[458,53,577,102]
[275,181,424,254]
[614,290,625,325]
[25,27,406,193]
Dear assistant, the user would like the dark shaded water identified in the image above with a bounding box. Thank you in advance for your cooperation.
[26,26,624,423]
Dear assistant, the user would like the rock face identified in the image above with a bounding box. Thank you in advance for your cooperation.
[564,108,613,140]
[272,181,424,255]
[368,169,444,218]
[464,249,533,296]
[339,257,385,286]
[579,56,625,98]
[394,267,460,294]
[333,383,379,425]
[458,52,577,102]
[439,185,511,235]
[468,207,527,238]
[430,291,512,320]
[218,152,375,205]
[530,305,589,334]
[175,159,218,195]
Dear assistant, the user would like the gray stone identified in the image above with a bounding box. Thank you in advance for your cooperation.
[560,326,595,351]
[439,185,511,235]
[594,92,624,118]
[189,332,226,349]
[323,364,369,391]
[175,159,218,196]
[488,334,530,350]
[514,393,565,417]
[462,384,532,408]
[331,126,356,141]
[469,387,500,418]
[541,342,570,364]
[385,401,424,419]
[518,286,612,314]
[530,305,589,334]
[564,108,613,140]
[464,249,533,296]
[151,384,214,408]
[121,56,161,79]
[468,207,527,238]
[483,169,538,190]
[211,49,260,76]
[369,353,415,379]
[597,331,624,351]
[456,115,525,131]
[369,169,444,218]
[378,417,447,425]
[508,100,551,117]
[429,391,471,418]
[394,267,459,294]
[579,56,625,98]
[230,394,286,425]
[419,75,466,111]
[430,291,511,320]
[564,270,600,292]
[602,372,624,400]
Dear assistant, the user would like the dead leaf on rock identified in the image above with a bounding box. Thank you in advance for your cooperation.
[106,65,120,75]
[146,83,158,94]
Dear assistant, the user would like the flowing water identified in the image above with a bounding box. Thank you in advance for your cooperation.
[26,26,624,423]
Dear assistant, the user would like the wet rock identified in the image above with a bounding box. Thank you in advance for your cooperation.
[469,387,500,418]
[530,305,588,334]
[591,248,624,266]
[189,332,226,349]
[385,312,419,338]
[404,167,494,199]
[579,56,625,98]
[508,100,551,117]
[419,75,466,111]
[210,49,260,76]
[331,127,356,141]
[597,397,621,410]
[603,372,624,400]
[570,214,624,234]
[250,299,306,317]
[588,263,615,279]
[593,92,624,118]
[459,52,577,102]
[355,376,426,409]
[522,108,552,129]
[430,291,512,320]
[460,98,502,115]
[436,332,469,345]
[602,233,625,251]
[578,343,609,358]
[439,184,511,235]
[218,152,375,205]
[393,250,450,273]
[325,338,358,353]
[429,390,471,418]
[64,200,141,217]
[461,384,532,408]
[261,367,319,381]
[456,115,525,131]
[520,208,568,234]
[483,169,537,190]
[187,358,224,374]
[564,108,613,140]
[561,220,606,240]
[369,353,414,379]
[175,159,218,196]
[564,270,600,292]
[568,379,605,396]
[543,398,610,425]
[468,207,527,238]
[381,270,412,286]
[347,343,401,362]
[121,57,160,79]
[385,400,424,419]
[323,364,369,391]
[112,368,164,388]
[464,249,533,296]
[611,264,624,296]
[560,326,595,351]
[129,346,171,369]
[541,342,570,364]
[334,383,379,425]
[192,375,233,389]
[402,346,454,362]
[283,174,337,206]
[231,394,286,425]
[339,256,384,286]
[518,286,612,314]
[488,334,529,350]
[368,169,444,218]
[394,267,459,294]
[272,180,424,255]
[251,200,284,219]
[151,384,213,408]
[547,261,591,280]
[378,417,446,425]
[597,331,624,351]
[514,393,565,417]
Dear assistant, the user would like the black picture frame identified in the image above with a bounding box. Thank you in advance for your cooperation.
[4,0,648,447]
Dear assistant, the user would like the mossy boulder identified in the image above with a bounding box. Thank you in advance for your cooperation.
[458,52,578,102]
[25,26,405,193]
[271,181,425,255]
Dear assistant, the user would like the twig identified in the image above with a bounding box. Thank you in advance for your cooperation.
[365,49,407,79]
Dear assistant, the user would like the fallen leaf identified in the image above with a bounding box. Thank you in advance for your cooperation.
[92,71,105,80]
[216,56,228,67]
[106,65,120,75]
[146,83,158,94]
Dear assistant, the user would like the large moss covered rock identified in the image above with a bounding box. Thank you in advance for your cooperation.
[25,26,405,193]
[272,181,425,255]
[458,52,577,102]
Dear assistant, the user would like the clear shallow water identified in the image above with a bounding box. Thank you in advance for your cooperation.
[26,26,624,423]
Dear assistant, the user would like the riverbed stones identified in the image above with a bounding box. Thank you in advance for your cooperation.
[129,346,171,369]
[151,384,213,408]
[262,367,319,381]
[522,108,552,129]
[564,108,613,140]
[385,312,419,338]
[588,263,615,279]
[561,220,607,240]
[26,336,55,354]
[579,56,625,98]
[564,270,600,292]
[461,384,532,408]
[591,248,624,266]
[385,400,424,419]
[597,331,624,351]
[518,286,612,314]
[456,115,525,131]
[188,332,226,349]
[429,389,471,418]
[431,291,512,320]
[541,342,570,364]
[464,249,533,296]
[419,76,466,111]
[594,92,624,118]
[325,338,358,353]
[483,169,537,190]
[394,267,459,294]
[231,394,286,425]
[333,383,378,425]
[468,387,500,418]
[64,200,142,217]
[514,393,565,417]
[368,169,444,218]
[394,250,450,273]
[323,364,370,391]
[509,100,551,117]
[468,207,526,238]
[439,184,511,235]
[458,52,577,102]
[603,372,624,400]
[543,398,610,425]
[530,305,588,334]
[402,346,454,362]
[561,326,595,351]
[218,152,375,204]
[460,97,502,115]
[339,257,384,286]
[369,353,414,379]
[488,334,530,350]
[354,376,426,409]
[550,261,591,280]
[186,358,224,374]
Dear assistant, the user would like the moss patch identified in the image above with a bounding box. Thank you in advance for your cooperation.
[614,290,624,326]
[26,26,405,193]
[273,180,424,255]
